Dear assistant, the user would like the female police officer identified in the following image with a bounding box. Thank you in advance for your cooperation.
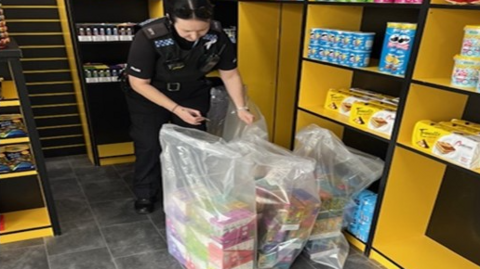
[125,0,254,214]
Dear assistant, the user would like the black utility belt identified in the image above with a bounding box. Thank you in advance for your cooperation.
[156,80,208,92]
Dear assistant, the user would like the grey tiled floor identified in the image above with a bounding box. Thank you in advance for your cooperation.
[0,155,386,269]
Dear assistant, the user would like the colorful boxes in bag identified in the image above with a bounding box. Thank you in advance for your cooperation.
[379,23,417,76]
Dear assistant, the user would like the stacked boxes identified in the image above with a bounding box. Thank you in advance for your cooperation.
[0,3,9,49]
[76,23,135,42]
[0,145,35,174]
[379,23,417,76]
[0,114,27,139]
[308,28,375,68]
[324,88,398,136]
[347,190,377,243]
[83,63,125,83]
[256,183,320,269]
[165,185,256,269]
[451,25,480,91]
[412,119,480,169]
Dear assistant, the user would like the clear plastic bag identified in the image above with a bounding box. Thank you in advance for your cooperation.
[160,124,257,269]
[293,124,384,268]
[206,85,230,137]
[222,97,268,142]
[229,134,321,269]
[303,232,349,269]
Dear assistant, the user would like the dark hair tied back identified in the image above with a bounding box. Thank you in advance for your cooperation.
[165,0,214,22]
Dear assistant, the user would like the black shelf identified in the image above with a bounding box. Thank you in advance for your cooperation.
[0,39,22,59]
[298,107,391,143]
[308,1,422,8]
[430,4,480,10]
[412,79,480,97]
[303,57,405,81]
[396,143,480,180]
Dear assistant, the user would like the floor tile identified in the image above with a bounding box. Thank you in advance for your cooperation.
[45,220,105,256]
[290,255,315,269]
[102,220,166,258]
[0,245,49,269]
[91,198,148,227]
[50,178,84,200]
[54,196,94,224]
[148,206,166,230]
[115,249,184,269]
[49,248,116,269]
[75,166,120,184]
[0,238,44,252]
[113,163,134,177]
[344,254,381,269]
[81,179,132,203]
[68,155,94,169]
[46,157,75,181]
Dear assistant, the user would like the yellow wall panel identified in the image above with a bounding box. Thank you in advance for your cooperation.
[239,2,281,138]
[149,0,164,18]
[273,4,303,148]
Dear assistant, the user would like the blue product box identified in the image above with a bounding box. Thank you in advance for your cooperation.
[318,46,329,62]
[339,49,350,66]
[351,32,375,51]
[309,28,322,46]
[326,48,337,64]
[379,23,401,74]
[307,45,320,60]
[340,31,353,49]
[319,28,331,47]
[348,190,377,243]
[391,23,416,76]
[348,50,370,68]
[328,30,338,49]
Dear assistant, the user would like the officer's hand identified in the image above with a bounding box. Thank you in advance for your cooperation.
[173,106,206,125]
[237,110,255,125]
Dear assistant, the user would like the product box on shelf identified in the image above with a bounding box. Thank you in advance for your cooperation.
[0,145,35,173]
[77,23,135,42]
[349,101,397,136]
[412,120,480,169]
[379,23,417,76]
[0,151,9,174]
[439,121,480,136]
[83,63,125,84]
[0,114,27,138]
[451,55,480,88]
[348,190,377,243]
[324,89,368,116]
[451,119,480,131]
[461,25,480,57]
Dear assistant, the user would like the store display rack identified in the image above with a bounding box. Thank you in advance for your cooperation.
[0,39,60,244]
[292,1,480,269]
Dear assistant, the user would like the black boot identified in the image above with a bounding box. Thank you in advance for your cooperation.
[134,198,155,214]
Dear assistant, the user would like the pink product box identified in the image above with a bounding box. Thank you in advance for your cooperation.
[394,0,422,3]
[186,254,208,269]
[209,261,255,269]
[167,185,211,216]
[208,239,255,269]
[167,229,187,266]
[373,0,394,2]
[166,217,188,242]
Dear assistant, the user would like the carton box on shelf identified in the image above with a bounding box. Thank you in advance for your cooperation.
[349,101,396,136]
[1,144,35,173]
[451,119,480,131]
[379,23,417,76]
[348,190,377,243]
[412,120,480,169]
[0,114,27,138]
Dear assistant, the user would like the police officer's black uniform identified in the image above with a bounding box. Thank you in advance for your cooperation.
[125,17,237,202]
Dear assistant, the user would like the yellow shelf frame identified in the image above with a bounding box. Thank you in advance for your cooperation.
[344,231,366,253]
[0,137,30,145]
[0,170,37,180]
[0,208,53,244]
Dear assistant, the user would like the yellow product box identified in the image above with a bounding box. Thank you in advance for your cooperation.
[412,120,480,169]
[349,101,396,136]
[324,89,368,117]
[451,119,480,132]
[439,122,480,136]
[349,88,398,107]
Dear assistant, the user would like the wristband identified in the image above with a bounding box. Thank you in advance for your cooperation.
[237,106,249,111]
[171,104,179,113]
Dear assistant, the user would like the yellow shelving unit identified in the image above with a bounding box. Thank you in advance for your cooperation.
[0,137,30,145]
[0,208,53,244]
[0,170,38,180]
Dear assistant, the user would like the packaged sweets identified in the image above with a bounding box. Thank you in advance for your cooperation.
[349,101,397,136]
[412,120,480,169]
[461,25,480,57]
[451,55,480,88]
[1,145,35,172]
[324,89,368,116]
[348,50,370,68]
[0,151,10,173]
[0,114,27,138]
[439,121,480,136]
[379,23,417,76]
[348,190,377,243]
[350,32,375,51]
[451,119,480,131]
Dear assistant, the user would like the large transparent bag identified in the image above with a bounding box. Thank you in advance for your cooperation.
[206,85,230,137]
[229,133,321,269]
[160,124,257,269]
[222,97,268,142]
[293,124,384,269]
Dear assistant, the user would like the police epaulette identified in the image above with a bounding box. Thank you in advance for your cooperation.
[140,18,170,40]
[210,20,223,32]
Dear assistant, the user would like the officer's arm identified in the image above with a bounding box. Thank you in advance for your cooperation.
[219,68,246,109]
[129,76,178,112]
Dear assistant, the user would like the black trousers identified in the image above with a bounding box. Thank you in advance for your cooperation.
[125,87,210,200]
